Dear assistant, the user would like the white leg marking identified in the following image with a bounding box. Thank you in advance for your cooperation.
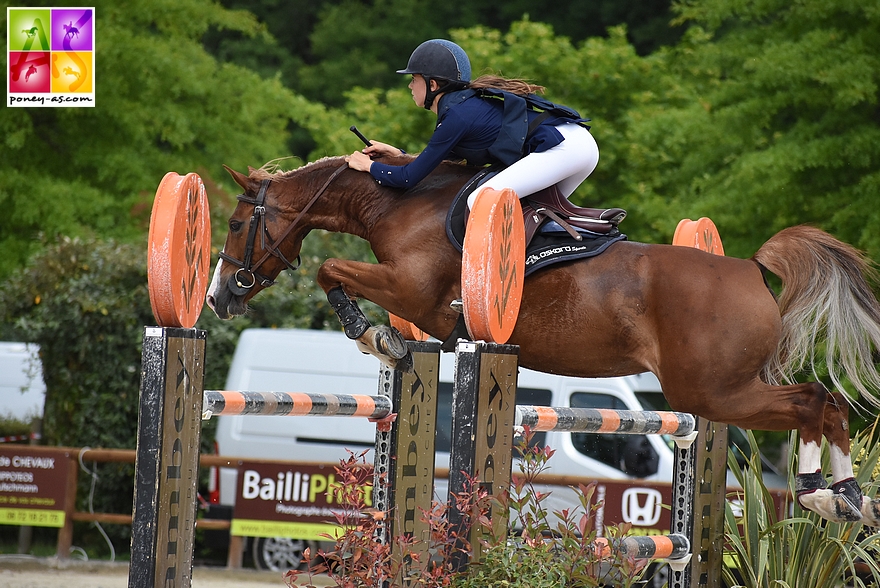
[829,443,855,483]
[798,439,822,474]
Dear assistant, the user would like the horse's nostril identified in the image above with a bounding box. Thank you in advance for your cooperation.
[206,294,215,310]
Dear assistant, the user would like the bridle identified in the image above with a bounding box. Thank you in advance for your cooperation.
[219,164,348,296]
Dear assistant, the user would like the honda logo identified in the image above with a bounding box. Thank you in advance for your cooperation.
[621,488,662,526]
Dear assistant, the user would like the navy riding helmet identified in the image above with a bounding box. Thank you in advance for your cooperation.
[397,39,471,109]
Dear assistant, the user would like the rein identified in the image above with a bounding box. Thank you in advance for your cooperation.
[219,163,349,295]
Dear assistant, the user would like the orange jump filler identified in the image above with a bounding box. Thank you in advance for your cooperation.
[461,187,525,344]
[147,172,211,329]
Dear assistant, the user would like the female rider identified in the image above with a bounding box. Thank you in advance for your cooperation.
[345,39,599,210]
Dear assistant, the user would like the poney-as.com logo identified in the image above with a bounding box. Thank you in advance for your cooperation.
[7,7,95,107]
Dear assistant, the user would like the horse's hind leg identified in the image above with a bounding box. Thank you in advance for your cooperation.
[820,394,880,526]
[689,378,866,523]
[825,392,880,526]
[795,389,860,522]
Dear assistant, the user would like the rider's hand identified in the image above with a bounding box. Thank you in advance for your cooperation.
[345,150,374,172]
[363,141,403,158]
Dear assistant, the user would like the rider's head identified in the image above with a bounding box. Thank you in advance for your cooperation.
[396,39,471,110]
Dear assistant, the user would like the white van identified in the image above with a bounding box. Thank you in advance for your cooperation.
[210,328,681,575]
[0,342,45,422]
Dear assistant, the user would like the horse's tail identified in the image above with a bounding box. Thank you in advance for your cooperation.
[753,225,880,409]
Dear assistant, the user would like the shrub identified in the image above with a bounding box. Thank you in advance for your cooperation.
[286,429,649,587]
[723,425,880,588]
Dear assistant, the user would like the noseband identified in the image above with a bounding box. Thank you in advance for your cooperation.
[218,164,348,296]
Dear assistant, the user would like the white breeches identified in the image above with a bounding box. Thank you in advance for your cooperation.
[468,123,599,208]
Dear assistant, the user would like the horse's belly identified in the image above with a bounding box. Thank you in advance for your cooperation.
[508,242,780,381]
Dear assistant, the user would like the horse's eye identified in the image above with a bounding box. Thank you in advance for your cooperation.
[229,219,243,232]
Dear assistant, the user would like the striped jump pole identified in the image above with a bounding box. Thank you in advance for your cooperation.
[202,390,392,419]
[201,339,442,577]
[594,533,690,561]
[515,406,696,437]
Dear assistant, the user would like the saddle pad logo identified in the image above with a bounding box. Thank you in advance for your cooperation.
[621,488,662,526]
[7,7,95,107]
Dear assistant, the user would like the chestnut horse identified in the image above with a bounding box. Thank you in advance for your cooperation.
[206,155,880,526]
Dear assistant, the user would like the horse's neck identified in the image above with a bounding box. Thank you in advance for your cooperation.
[296,160,399,240]
[294,157,469,241]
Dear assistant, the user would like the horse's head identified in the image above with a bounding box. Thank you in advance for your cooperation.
[206,165,315,319]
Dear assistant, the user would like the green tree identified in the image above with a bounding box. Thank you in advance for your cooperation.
[621,0,880,258]
[206,0,684,110]
[0,0,298,279]
[289,20,683,242]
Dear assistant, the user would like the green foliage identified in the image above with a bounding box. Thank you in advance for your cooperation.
[0,237,153,547]
[209,0,683,108]
[0,0,299,279]
[723,427,880,587]
[455,434,646,587]
[625,0,880,257]
[0,417,35,439]
[0,237,152,449]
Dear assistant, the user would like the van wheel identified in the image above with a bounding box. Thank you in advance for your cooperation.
[252,536,309,571]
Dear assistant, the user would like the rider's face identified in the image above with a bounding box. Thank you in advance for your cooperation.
[408,75,426,107]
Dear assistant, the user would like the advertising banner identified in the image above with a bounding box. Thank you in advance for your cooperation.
[231,461,370,541]
[0,447,69,528]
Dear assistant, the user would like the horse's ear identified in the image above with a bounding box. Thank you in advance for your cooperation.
[223,165,251,191]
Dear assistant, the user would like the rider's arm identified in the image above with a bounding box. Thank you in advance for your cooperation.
[367,111,469,188]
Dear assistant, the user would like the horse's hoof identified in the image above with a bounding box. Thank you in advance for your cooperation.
[355,339,414,373]
[355,326,414,372]
[376,325,408,360]
[862,497,880,527]
[831,478,864,519]
[830,493,864,522]
[798,488,863,523]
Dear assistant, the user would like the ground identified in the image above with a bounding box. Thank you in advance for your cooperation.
[0,555,334,588]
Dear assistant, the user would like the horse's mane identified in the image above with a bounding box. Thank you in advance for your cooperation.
[248,156,343,181]
[247,154,440,182]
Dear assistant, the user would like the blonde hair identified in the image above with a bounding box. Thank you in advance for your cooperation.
[468,74,545,97]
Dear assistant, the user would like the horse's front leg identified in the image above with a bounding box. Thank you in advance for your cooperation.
[318,258,413,372]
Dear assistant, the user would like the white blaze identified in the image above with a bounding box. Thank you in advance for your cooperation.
[205,258,225,311]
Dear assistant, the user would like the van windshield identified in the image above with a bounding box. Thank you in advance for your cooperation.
[435,383,552,454]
